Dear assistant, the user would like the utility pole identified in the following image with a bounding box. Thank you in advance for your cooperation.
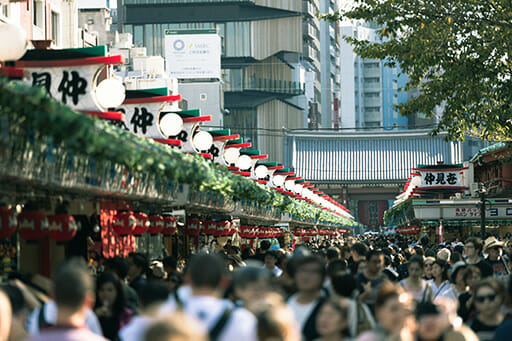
[479,186,486,238]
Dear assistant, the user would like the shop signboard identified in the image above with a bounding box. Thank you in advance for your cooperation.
[413,199,512,220]
[164,29,221,80]
[413,166,469,190]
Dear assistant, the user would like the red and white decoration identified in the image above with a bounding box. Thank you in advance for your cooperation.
[48,214,78,242]
[113,211,136,236]
[0,206,17,239]
[162,216,177,236]
[17,210,49,241]
[132,212,149,236]
[148,215,165,235]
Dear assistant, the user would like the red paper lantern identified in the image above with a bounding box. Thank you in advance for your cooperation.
[0,206,17,239]
[48,214,78,242]
[148,215,164,235]
[17,210,49,241]
[203,220,218,235]
[132,212,149,235]
[185,218,200,236]
[162,216,177,236]
[113,211,136,236]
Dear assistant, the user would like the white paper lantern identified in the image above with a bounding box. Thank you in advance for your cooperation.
[0,23,27,62]
[236,154,252,170]
[294,184,303,195]
[192,131,213,151]
[224,148,240,165]
[285,180,295,191]
[160,113,183,136]
[254,165,268,179]
[272,174,286,187]
[95,78,126,109]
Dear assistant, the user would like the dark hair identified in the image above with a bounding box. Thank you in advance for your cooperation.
[463,265,482,286]
[413,246,425,257]
[265,250,279,260]
[450,264,467,284]
[319,299,349,336]
[232,266,271,289]
[383,254,392,267]
[189,253,225,288]
[104,257,130,279]
[294,255,326,280]
[327,259,348,277]
[1,284,24,315]
[466,237,483,253]
[433,259,449,281]
[53,258,94,311]
[139,281,170,308]
[129,252,149,272]
[352,242,369,258]
[366,249,383,261]
[162,256,177,273]
[450,252,463,264]
[331,273,356,298]
[260,240,271,252]
[326,247,341,261]
[408,255,424,268]
[95,273,126,318]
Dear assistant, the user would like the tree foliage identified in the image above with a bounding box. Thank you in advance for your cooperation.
[323,0,512,141]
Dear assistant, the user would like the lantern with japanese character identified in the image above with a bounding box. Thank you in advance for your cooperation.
[132,212,149,236]
[48,214,78,242]
[162,216,177,236]
[185,218,200,236]
[203,220,218,235]
[113,211,136,236]
[17,210,49,241]
[0,206,16,239]
[148,215,164,235]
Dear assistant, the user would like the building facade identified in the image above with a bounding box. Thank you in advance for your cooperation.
[116,0,307,163]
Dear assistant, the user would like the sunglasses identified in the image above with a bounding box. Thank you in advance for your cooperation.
[475,294,497,303]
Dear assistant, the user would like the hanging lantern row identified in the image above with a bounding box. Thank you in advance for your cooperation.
[396,225,421,234]
[185,219,237,236]
[239,226,284,239]
[114,212,177,236]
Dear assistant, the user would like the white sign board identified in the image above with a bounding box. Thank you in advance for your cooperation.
[417,168,467,189]
[164,30,221,80]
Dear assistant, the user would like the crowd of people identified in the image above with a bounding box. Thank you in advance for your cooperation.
[2,234,512,341]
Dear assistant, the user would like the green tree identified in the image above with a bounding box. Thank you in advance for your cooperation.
[323,0,512,141]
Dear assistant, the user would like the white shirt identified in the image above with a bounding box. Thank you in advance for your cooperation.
[159,285,193,315]
[429,279,457,302]
[119,315,154,341]
[159,293,257,341]
[287,294,316,330]
[27,300,103,336]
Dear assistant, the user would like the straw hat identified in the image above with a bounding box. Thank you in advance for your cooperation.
[483,236,504,252]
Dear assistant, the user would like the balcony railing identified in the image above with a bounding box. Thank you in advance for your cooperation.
[225,77,305,95]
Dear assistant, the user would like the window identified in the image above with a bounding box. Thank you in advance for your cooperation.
[392,79,398,89]
[393,94,398,104]
[365,121,380,127]
[33,1,43,27]
[365,92,379,98]
[1,4,9,18]
[87,19,94,25]
[364,77,380,84]
[51,11,60,45]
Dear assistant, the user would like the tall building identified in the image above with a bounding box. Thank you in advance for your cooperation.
[319,0,341,129]
[116,0,307,163]
[340,21,409,130]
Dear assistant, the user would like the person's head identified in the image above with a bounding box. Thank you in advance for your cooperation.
[256,298,300,341]
[144,313,207,341]
[449,252,462,266]
[340,245,351,260]
[162,256,177,274]
[165,271,182,293]
[351,242,369,261]
[326,259,347,278]
[505,240,512,256]
[436,248,451,262]
[450,262,467,287]
[424,256,435,278]
[464,237,483,258]
[326,247,340,262]
[415,302,445,341]
[474,278,504,317]
[331,273,357,298]
[484,237,504,261]
[95,273,126,316]
[407,255,424,280]
[1,285,24,321]
[264,251,279,270]
[241,246,254,260]
[188,253,225,290]
[432,259,449,282]
[294,256,326,293]
[53,258,95,315]
[139,281,170,311]
[0,290,11,341]
[356,259,367,274]
[233,266,272,305]
[366,249,384,275]
[413,245,424,258]
[316,299,349,339]
[260,240,271,253]
[103,257,130,280]
[374,283,413,334]
[128,252,149,280]
[463,265,482,291]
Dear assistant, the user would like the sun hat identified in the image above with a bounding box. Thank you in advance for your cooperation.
[483,236,504,252]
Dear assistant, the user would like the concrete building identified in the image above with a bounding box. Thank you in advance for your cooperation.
[340,21,410,130]
[116,0,307,164]
[0,0,79,49]
[319,0,341,129]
